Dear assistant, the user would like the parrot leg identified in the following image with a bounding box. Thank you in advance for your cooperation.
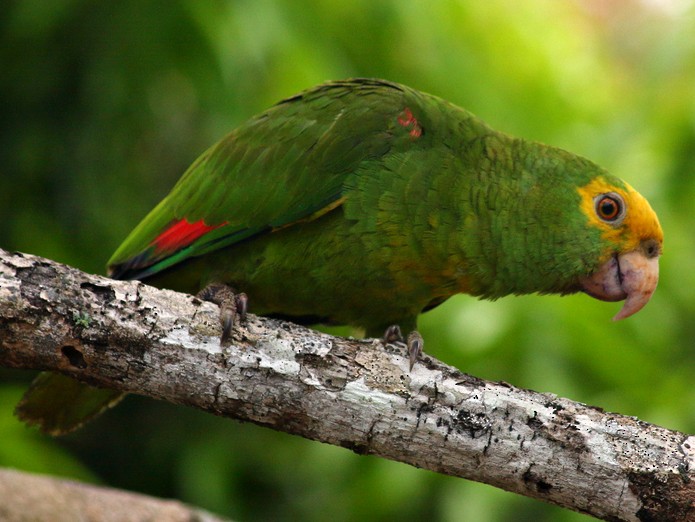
[382,325,424,371]
[197,283,248,343]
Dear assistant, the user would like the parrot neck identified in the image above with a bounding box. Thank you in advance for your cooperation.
[438,136,604,300]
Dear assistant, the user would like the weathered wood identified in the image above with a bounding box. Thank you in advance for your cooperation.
[1,248,694,521]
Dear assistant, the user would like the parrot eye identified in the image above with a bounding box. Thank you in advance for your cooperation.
[595,193,625,224]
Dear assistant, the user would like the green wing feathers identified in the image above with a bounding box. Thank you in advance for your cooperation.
[108,79,416,281]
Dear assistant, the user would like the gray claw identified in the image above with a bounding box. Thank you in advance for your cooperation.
[383,324,404,344]
[407,331,424,371]
[235,292,248,322]
[220,307,235,344]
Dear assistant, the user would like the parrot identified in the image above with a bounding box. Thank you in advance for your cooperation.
[16,78,663,435]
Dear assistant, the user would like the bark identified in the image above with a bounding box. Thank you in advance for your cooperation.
[0,248,694,521]
[0,468,230,522]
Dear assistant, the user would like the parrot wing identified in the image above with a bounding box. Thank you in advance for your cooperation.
[108,79,412,280]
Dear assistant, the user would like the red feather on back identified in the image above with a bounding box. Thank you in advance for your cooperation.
[152,218,227,255]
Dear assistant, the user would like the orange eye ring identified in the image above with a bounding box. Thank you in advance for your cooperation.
[595,193,625,223]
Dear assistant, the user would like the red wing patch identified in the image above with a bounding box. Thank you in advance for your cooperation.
[397,107,422,139]
[152,218,227,255]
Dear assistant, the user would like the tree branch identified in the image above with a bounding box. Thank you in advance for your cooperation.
[1,248,694,521]
[0,467,230,522]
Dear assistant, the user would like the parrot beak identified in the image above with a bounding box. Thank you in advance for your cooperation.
[579,244,660,321]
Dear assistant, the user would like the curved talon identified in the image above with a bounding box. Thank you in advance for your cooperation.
[236,292,248,322]
[220,308,235,344]
[407,331,423,371]
[383,324,404,344]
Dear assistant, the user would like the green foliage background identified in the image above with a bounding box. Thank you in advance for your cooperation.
[2,1,695,520]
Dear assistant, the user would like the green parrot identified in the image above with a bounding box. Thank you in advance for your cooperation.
[16,78,663,435]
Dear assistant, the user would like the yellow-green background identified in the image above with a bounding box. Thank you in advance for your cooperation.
[2,1,694,520]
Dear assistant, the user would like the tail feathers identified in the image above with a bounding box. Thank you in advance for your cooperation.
[107,248,162,281]
[15,373,124,436]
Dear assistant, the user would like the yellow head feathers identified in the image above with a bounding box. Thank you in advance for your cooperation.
[578,176,663,260]
[577,175,662,320]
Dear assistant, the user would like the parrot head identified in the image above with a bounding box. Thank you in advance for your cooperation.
[576,176,662,320]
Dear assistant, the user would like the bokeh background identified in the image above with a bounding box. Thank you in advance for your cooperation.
[2,1,695,520]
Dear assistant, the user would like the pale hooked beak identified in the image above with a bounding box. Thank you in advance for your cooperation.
[579,242,660,321]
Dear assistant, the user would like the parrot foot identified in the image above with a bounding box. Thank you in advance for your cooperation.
[197,283,248,343]
[383,325,424,371]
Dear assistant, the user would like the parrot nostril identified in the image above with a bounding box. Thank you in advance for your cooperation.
[642,239,661,259]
